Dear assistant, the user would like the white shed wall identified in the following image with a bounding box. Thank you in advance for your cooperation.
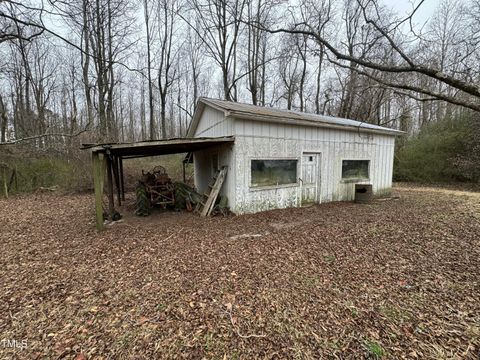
[193,107,233,137]
[191,105,396,215]
[193,143,236,210]
[232,119,395,214]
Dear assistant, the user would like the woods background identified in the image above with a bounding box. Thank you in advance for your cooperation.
[0,0,479,193]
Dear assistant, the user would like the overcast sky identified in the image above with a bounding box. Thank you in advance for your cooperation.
[43,0,439,43]
[384,0,437,24]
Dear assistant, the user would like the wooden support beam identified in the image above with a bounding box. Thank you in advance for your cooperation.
[119,157,125,201]
[2,167,8,199]
[112,155,121,206]
[7,167,17,192]
[92,152,105,231]
[182,161,186,183]
[106,154,115,219]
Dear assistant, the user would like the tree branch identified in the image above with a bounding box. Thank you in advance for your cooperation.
[329,57,480,112]
[0,128,90,146]
[250,20,480,101]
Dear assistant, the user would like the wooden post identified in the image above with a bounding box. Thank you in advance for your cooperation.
[92,152,105,231]
[106,154,115,219]
[2,167,8,199]
[182,161,186,183]
[7,167,16,193]
[14,165,18,191]
[112,155,121,206]
[119,157,125,201]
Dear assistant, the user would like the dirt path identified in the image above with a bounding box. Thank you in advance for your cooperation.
[0,185,479,359]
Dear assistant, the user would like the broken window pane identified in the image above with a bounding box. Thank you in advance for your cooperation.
[342,160,369,179]
[251,159,297,187]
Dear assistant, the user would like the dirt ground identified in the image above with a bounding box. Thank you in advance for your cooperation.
[0,185,479,359]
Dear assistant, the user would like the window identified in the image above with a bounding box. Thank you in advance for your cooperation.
[251,159,297,187]
[342,160,369,180]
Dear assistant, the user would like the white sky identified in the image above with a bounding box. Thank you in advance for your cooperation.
[43,0,439,42]
[383,0,437,24]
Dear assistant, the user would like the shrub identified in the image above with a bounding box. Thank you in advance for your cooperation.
[0,155,92,195]
[394,114,480,183]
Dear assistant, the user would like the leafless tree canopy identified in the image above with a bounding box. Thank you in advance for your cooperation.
[0,0,479,146]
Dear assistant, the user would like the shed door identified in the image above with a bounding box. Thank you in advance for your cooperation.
[301,153,321,204]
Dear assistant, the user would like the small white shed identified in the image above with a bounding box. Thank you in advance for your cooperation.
[188,98,402,215]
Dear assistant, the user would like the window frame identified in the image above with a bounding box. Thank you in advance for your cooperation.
[340,159,371,182]
[249,157,300,190]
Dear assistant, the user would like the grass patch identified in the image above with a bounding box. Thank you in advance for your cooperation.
[378,305,411,323]
[363,339,385,358]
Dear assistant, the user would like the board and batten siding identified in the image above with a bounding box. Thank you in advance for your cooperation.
[191,105,396,215]
[231,119,395,214]
[192,107,236,209]
[193,106,233,138]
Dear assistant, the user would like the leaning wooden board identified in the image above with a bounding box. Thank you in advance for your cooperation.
[201,166,227,217]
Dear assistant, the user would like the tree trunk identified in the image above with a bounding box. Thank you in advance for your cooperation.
[0,94,7,143]
[82,0,94,129]
[144,0,155,140]
[315,46,324,114]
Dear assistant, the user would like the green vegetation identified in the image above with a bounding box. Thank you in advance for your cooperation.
[363,340,385,358]
[394,113,480,183]
[0,151,191,197]
[0,156,90,196]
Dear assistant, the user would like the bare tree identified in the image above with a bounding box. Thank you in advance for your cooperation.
[257,0,480,113]
[277,36,301,110]
[245,0,273,105]
[80,0,137,140]
[303,0,332,114]
[0,1,45,43]
[185,22,204,109]
[157,0,178,139]
[0,92,7,142]
[296,33,308,111]
[143,0,156,140]
[81,0,94,130]
[188,0,247,101]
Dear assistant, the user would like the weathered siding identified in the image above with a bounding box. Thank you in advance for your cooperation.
[232,119,395,214]
[192,105,396,215]
[193,143,236,210]
[194,107,234,137]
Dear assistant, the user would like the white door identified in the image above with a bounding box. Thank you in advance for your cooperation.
[301,153,321,204]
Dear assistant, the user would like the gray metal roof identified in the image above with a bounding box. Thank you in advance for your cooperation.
[198,98,403,136]
[82,136,234,158]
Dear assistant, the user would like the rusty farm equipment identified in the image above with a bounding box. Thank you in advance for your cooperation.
[135,166,175,216]
[134,165,229,217]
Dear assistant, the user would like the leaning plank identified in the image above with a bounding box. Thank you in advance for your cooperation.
[201,167,227,217]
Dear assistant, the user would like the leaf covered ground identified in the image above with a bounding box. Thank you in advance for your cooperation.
[0,185,479,359]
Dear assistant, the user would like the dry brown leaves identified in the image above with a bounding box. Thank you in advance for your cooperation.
[0,185,479,359]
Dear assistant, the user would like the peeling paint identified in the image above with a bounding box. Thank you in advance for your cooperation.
[192,104,396,215]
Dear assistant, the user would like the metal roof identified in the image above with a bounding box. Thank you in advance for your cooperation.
[81,136,234,158]
[188,98,403,136]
